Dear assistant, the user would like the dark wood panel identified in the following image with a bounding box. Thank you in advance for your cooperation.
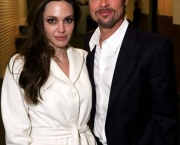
[173,24,180,93]
[157,15,173,39]
[141,13,149,31]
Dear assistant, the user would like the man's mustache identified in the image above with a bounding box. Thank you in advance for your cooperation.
[95,8,114,13]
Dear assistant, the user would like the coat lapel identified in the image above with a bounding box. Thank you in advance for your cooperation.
[107,23,138,116]
[50,47,84,85]
[68,47,84,84]
[50,58,71,84]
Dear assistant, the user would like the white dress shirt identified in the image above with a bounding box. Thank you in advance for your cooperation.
[89,19,129,145]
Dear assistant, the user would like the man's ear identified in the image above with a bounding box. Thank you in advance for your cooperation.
[125,0,128,6]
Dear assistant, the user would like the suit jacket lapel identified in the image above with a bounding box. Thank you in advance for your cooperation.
[86,46,96,86]
[86,46,96,120]
[107,23,138,116]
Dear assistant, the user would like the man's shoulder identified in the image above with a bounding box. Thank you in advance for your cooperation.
[136,28,171,44]
[128,21,169,41]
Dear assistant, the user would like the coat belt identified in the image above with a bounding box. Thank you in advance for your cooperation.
[30,125,91,145]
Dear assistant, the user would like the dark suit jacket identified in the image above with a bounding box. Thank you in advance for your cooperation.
[85,22,179,145]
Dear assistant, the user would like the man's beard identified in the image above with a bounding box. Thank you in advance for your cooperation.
[97,17,116,28]
[95,7,125,28]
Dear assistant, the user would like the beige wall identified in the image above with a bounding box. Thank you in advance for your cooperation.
[158,0,173,16]
[141,0,149,14]
[173,0,180,24]
[126,0,135,21]
[0,0,27,78]
[141,0,173,16]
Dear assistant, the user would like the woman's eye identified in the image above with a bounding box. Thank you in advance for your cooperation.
[65,18,74,23]
[47,19,56,24]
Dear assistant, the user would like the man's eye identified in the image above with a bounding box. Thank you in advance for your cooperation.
[65,18,74,23]
[47,19,56,24]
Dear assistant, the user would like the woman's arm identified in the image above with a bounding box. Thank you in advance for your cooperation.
[1,55,32,145]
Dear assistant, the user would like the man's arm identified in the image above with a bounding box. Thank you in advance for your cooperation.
[149,38,179,145]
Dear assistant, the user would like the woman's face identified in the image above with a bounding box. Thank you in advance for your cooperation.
[43,1,74,49]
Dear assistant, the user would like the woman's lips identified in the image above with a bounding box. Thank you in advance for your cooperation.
[54,36,67,41]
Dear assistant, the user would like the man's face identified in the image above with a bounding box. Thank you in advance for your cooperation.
[88,0,128,28]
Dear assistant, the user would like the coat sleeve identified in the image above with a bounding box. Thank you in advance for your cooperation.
[1,55,32,145]
[149,38,179,145]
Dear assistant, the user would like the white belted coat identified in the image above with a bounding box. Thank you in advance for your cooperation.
[1,47,96,145]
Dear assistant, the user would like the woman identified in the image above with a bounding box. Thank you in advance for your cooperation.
[1,0,96,145]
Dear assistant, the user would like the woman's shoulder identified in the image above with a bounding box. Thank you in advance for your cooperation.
[71,47,88,57]
[8,53,24,73]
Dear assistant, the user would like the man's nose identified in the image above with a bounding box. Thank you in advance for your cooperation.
[99,0,110,7]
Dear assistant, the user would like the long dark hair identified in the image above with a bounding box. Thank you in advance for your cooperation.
[14,0,81,105]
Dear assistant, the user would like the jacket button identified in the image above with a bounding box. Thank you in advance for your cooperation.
[70,91,76,97]
[69,118,77,125]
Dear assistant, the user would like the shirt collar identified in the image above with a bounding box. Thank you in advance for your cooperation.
[89,19,129,53]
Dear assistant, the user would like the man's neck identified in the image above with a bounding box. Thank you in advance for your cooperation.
[99,18,125,46]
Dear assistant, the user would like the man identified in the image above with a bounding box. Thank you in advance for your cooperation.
[84,0,179,145]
